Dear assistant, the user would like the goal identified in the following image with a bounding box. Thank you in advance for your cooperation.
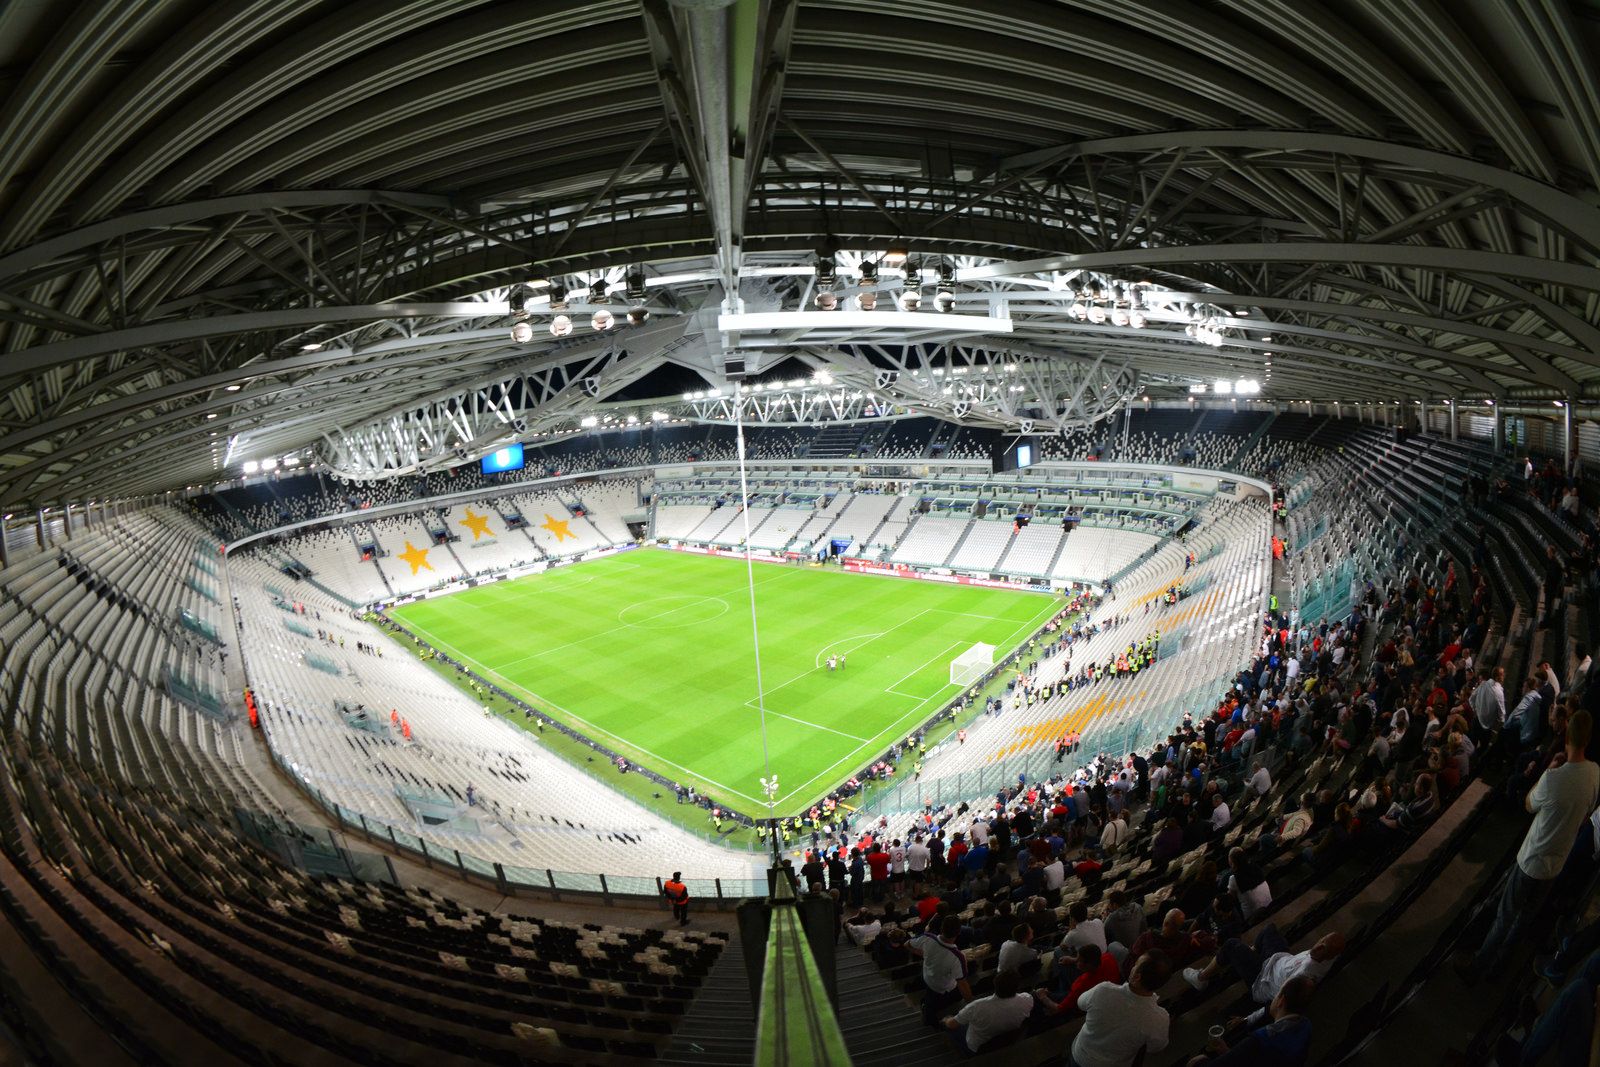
[950,643,996,687]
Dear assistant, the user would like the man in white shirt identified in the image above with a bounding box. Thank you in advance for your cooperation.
[910,915,971,1025]
[969,817,991,848]
[1467,710,1599,975]
[1099,813,1128,856]
[1246,760,1272,798]
[1042,855,1066,892]
[1571,646,1593,698]
[1061,902,1108,953]
[1469,667,1507,741]
[906,835,930,890]
[1182,925,1345,1003]
[1209,794,1232,832]
[888,839,907,891]
[996,924,1039,975]
[1070,954,1172,1067]
[945,970,1034,1054]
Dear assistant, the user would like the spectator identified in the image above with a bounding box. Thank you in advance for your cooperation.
[1210,793,1232,833]
[1036,943,1122,1015]
[1182,927,1345,1016]
[1464,710,1598,977]
[1497,948,1600,1067]
[1069,953,1173,1067]
[1186,974,1317,1067]
[996,923,1038,976]
[1127,908,1198,974]
[1104,889,1146,951]
[945,969,1033,1055]
[910,915,971,1026]
[1225,848,1273,919]
[1245,759,1272,799]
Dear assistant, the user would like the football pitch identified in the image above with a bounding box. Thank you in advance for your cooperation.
[388,548,1058,814]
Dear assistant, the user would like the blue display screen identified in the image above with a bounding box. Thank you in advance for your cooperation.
[480,443,525,474]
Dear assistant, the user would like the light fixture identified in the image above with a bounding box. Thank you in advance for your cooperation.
[855,290,878,311]
[243,461,259,474]
[510,320,535,344]
[859,260,878,284]
[1087,302,1107,324]
[898,264,922,312]
[591,309,615,331]
[625,270,647,301]
[206,412,218,419]
[548,284,568,311]
[816,253,837,288]
[627,306,650,326]
[549,314,573,337]
[300,342,323,352]
[580,415,599,428]
[882,247,908,267]
[589,278,609,303]
[225,384,241,392]
[815,290,838,310]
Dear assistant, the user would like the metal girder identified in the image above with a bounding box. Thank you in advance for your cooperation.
[998,130,1600,253]
[795,343,1139,435]
[4,301,507,378]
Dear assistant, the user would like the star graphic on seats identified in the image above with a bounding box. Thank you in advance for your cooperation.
[459,508,492,540]
[541,514,575,542]
[397,541,433,575]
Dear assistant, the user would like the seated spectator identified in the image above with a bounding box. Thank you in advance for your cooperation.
[945,969,1033,1055]
[1035,943,1122,1015]
[1196,893,1244,954]
[1127,908,1199,974]
[1182,927,1345,1019]
[1069,953,1174,1067]
[1378,772,1438,835]
[1185,974,1317,1067]
[996,923,1039,977]
[1224,848,1273,919]
[1497,947,1600,1067]
[1104,888,1147,951]
[844,909,882,946]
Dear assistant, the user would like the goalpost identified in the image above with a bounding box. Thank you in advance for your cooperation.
[950,643,996,687]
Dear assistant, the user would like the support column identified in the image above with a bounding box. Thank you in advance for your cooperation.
[63,504,73,540]
[1449,402,1458,441]
[1493,406,1503,453]
[0,517,10,569]
[36,509,47,549]
[1565,399,1574,474]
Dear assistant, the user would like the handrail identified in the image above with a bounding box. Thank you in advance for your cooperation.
[756,876,853,1067]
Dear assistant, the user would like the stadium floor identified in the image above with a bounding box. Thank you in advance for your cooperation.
[389,547,1058,814]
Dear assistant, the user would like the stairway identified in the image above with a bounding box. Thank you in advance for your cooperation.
[661,939,755,1066]
[835,948,964,1066]
[808,424,869,458]
[939,516,977,567]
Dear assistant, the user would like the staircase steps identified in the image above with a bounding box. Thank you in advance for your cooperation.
[835,949,965,1066]
[660,939,756,1066]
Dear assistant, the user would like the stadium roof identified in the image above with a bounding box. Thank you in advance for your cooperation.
[1,0,1599,505]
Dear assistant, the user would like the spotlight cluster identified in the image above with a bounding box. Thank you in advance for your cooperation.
[1066,278,1149,328]
[506,268,652,343]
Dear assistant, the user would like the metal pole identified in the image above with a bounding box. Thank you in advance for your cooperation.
[1493,406,1503,453]
[1449,403,1458,440]
[36,508,46,549]
[1565,399,1574,474]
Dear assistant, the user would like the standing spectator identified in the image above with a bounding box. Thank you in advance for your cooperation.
[1469,667,1507,747]
[866,842,892,901]
[910,915,971,1027]
[661,872,690,926]
[1069,953,1174,1067]
[1465,710,1598,977]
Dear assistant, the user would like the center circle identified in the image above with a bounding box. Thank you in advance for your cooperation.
[618,595,729,628]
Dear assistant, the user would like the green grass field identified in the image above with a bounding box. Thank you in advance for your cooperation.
[388,548,1057,815]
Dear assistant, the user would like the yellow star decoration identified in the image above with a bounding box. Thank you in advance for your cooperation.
[459,508,493,540]
[541,513,576,542]
[397,541,433,575]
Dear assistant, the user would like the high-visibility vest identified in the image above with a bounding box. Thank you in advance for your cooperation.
[664,880,688,904]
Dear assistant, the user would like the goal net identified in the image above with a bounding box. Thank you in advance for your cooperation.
[950,643,996,687]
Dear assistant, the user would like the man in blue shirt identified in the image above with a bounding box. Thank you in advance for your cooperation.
[1192,974,1315,1066]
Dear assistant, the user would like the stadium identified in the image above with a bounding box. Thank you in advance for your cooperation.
[0,2,1597,1064]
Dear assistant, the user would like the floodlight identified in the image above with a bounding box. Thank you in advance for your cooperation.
[855,290,877,311]
[933,289,955,313]
[510,320,535,344]
[550,314,573,337]
[898,288,922,311]
[815,290,838,310]
[591,309,615,331]
[627,306,650,326]
[858,260,878,284]
[590,278,609,302]
[816,254,837,287]
[625,270,647,301]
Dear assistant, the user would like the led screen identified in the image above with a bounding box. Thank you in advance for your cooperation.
[480,443,525,474]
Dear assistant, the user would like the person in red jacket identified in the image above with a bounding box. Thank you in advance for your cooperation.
[1035,944,1122,1014]
[866,844,892,901]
